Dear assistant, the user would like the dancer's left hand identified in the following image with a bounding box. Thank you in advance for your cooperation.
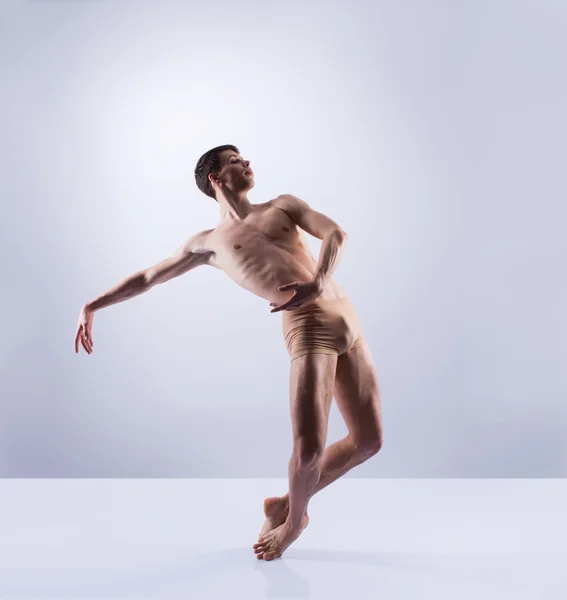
[270,280,323,313]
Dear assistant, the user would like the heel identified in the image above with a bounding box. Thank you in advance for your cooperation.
[263,496,285,517]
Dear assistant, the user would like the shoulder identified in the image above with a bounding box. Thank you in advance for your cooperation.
[186,228,215,254]
[271,193,309,217]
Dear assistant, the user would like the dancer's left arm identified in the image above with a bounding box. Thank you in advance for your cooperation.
[274,193,348,289]
[269,195,348,313]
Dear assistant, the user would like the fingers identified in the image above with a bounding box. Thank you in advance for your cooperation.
[271,289,297,313]
[75,326,93,354]
[82,335,93,354]
[271,299,294,313]
[84,328,93,353]
[278,282,298,291]
[81,334,92,354]
[271,293,312,312]
[271,281,311,312]
[83,322,93,349]
[270,294,309,312]
[271,301,304,313]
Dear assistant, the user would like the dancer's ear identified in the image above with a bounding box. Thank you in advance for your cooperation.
[209,173,223,190]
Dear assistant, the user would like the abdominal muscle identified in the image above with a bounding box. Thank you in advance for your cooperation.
[213,235,347,306]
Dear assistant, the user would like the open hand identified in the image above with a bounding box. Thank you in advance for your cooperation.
[270,280,323,313]
[75,304,94,354]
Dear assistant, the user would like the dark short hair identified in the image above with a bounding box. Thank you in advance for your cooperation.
[194,144,239,201]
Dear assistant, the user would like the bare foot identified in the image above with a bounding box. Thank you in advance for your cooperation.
[253,516,309,561]
[258,496,309,541]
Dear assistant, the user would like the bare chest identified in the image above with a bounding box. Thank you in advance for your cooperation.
[207,203,303,268]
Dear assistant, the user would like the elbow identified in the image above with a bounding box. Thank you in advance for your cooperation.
[143,270,158,289]
[335,228,348,240]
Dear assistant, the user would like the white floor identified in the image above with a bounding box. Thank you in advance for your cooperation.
[0,479,565,599]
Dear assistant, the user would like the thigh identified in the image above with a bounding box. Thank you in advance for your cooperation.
[289,353,338,455]
[334,339,383,450]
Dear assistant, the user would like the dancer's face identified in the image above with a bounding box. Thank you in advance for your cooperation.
[211,150,254,194]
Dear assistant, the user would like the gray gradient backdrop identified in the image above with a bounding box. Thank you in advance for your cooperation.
[1,0,565,477]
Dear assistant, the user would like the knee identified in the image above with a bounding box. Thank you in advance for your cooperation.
[294,438,324,467]
[354,434,383,457]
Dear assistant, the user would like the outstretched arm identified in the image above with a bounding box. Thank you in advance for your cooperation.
[86,229,212,312]
[75,229,212,354]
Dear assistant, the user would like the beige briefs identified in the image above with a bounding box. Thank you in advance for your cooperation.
[281,296,364,361]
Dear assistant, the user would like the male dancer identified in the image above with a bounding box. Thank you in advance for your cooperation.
[75,145,383,561]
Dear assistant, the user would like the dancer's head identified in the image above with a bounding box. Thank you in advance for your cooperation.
[194,145,254,202]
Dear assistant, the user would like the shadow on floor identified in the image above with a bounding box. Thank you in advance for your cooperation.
[0,547,558,599]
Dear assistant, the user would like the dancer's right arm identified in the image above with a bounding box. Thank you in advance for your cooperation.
[75,230,212,354]
[88,229,212,311]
